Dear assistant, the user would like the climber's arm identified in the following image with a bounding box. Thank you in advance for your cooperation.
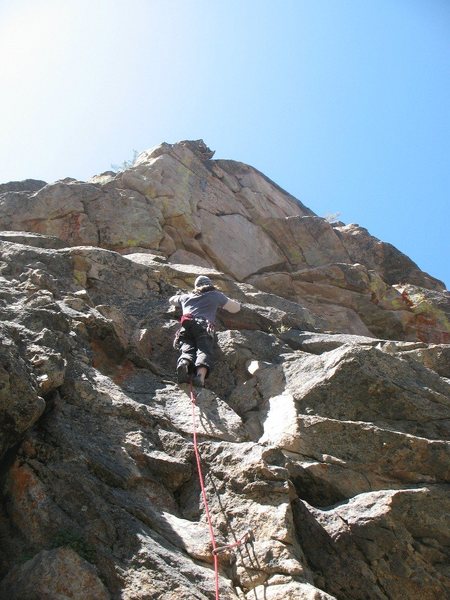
[223,298,240,313]
[169,294,182,306]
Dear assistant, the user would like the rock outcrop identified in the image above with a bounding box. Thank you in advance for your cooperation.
[0,140,448,599]
[1,140,448,344]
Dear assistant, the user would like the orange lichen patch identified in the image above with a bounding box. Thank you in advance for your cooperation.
[415,313,450,344]
[112,360,136,387]
[22,219,47,237]
[91,339,113,372]
[23,213,89,246]
[5,461,51,544]
[396,285,450,344]
[400,290,415,308]
[90,338,136,385]
[7,462,46,508]
[9,462,32,497]
[5,461,59,545]
[61,213,83,239]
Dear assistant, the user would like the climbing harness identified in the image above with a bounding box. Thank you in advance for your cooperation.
[190,382,220,599]
[173,314,215,350]
[173,313,194,349]
[189,382,254,599]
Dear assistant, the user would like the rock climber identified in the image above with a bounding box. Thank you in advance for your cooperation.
[169,275,241,387]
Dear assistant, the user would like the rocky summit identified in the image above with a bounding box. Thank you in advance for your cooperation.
[0,139,448,600]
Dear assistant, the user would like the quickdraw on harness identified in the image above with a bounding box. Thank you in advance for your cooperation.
[173,313,216,350]
[189,382,253,599]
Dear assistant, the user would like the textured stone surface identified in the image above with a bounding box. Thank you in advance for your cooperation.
[0,140,449,599]
[0,324,46,457]
[334,223,446,291]
[1,140,447,342]
[293,486,450,600]
[0,547,109,599]
[0,179,46,193]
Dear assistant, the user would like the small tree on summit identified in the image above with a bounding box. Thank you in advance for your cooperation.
[111,149,140,173]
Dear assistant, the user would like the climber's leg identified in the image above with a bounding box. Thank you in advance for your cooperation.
[193,324,214,386]
[177,326,195,383]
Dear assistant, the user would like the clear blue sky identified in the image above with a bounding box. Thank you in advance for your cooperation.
[1,0,449,288]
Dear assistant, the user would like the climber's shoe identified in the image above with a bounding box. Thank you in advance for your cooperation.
[177,360,192,384]
[192,374,205,388]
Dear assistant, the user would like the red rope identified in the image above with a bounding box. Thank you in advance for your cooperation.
[190,383,220,599]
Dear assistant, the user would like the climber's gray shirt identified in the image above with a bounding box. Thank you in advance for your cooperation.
[169,290,239,323]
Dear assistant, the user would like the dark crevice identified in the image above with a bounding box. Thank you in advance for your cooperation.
[289,470,349,509]
[0,442,21,486]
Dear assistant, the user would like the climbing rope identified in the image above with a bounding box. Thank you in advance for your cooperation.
[189,383,255,598]
[190,382,220,599]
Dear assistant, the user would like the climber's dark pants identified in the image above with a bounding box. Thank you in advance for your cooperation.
[177,319,214,377]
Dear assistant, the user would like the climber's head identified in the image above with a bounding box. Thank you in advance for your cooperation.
[194,275,215,294]
[195,276,212,288]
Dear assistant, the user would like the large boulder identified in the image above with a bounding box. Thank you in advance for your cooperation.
[0,547,109,600]
[294,486,450,600]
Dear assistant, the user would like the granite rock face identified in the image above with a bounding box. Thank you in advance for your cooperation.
[0,140,449,599]
[0,140,447,343]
